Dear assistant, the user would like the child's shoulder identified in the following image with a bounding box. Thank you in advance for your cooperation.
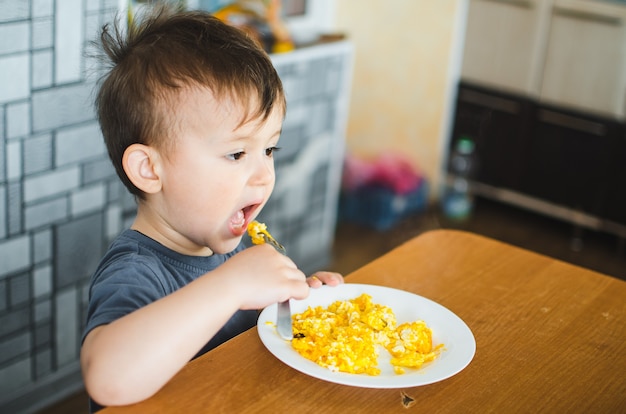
[108,229,160,253]
[96,229,165,274]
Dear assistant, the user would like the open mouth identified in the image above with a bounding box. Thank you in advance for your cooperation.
[230,204,259,235]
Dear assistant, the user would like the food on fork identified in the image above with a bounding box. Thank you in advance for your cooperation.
[291,293,443,375]
[247,220,271,245]
[247,220,286,254]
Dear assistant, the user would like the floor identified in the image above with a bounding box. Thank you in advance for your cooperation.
[36,197,626,413]
[333,197,626,281]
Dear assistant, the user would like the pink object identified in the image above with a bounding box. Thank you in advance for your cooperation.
[342,153,423,194]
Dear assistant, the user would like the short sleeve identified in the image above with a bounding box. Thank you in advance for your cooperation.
[83,254,170,343]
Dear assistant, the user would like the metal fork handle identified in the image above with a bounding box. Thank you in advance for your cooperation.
[276,301,293,340]
[261,233,292,340]
[262,234,286,255]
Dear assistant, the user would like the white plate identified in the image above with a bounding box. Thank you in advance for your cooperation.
[257,283,476,388]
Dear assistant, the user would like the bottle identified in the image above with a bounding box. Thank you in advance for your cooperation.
[442,136,477,221]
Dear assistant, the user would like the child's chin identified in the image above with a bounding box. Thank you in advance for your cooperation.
[215,237,243,255]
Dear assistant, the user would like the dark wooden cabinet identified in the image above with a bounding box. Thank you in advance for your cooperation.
[448,82,626,232]
[603,130,626,225]
[451,84,534,190]
[521,105,622,217]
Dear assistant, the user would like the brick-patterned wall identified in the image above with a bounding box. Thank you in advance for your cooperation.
[0,1,137,413]
[0,1,352,412]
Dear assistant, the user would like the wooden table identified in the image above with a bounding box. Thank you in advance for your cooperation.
[102,230,626,413]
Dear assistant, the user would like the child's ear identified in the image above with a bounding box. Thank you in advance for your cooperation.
[122,144,162,194]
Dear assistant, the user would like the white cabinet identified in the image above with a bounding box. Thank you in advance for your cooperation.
[540,0,626,118]
[461,0,546,96]
[461,0,626,120]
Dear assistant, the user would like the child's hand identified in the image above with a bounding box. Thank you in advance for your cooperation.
[307,271,344,288]
[221,244,309,309]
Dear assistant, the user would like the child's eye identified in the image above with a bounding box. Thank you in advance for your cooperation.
[227,151,245,161]
[266,146,281,157]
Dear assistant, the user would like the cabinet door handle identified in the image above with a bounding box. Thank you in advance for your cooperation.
[538,109,607,136]
[553,6,622,26]
[481,0,534,9]
[460,89,521,114]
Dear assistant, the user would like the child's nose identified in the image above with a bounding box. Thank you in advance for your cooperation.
[250,157,274,185]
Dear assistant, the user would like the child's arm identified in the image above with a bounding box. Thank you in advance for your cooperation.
[81,244,309,407]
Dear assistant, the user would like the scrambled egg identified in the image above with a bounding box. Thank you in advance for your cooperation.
[247,221,271,245]
[291,293,443,375]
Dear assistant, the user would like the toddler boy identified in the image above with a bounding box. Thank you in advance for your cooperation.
[81,5,342,410]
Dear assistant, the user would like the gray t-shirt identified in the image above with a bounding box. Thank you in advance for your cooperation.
[83,229,258,357]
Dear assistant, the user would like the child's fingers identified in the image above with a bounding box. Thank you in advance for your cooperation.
[308,271,344,287]
[306,275,323,288]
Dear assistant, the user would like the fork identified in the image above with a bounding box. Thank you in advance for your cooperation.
[259,233,293,341]
[260,232,286,255]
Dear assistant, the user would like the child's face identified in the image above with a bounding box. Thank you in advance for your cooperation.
[148,86,283,256]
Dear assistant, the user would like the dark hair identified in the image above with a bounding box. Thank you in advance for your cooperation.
[94,5,285,197]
